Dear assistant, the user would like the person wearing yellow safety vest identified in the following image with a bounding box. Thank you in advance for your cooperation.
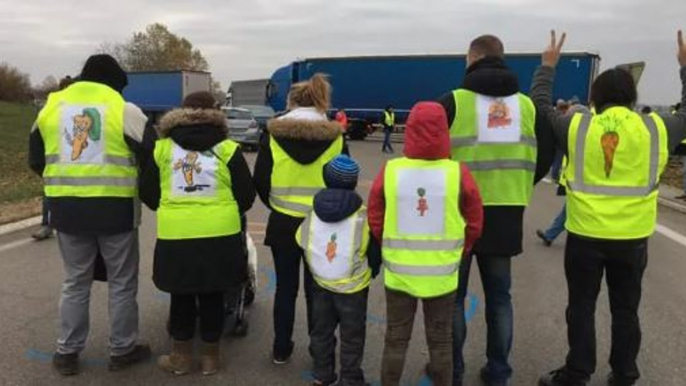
[368,102,483,386]
[27,55,150,376]
[139,92,256,376]
[436,34,555,386]
[382,105,396,153]
[253,73,348,365]
[532,31,686,386]
[295,155,381,386]
[672,102,686,200]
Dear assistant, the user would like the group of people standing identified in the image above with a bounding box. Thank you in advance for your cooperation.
[26,28,686,386]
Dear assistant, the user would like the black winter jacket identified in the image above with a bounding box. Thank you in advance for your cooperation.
[312,189,382,278]
[139,107,256,293]
[253,108,348,248]
[437,57,554,256]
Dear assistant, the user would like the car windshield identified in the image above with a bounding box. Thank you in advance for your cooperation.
[225,109,253,120]
[240,105,275,118]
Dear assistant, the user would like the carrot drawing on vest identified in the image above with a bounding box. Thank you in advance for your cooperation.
[417,187,429,216]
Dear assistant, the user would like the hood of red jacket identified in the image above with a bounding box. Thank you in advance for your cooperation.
[403,102,451,160]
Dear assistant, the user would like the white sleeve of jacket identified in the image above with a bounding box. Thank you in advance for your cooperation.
[123,102,147,143]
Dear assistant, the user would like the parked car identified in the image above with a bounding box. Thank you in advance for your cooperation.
[223,107,260,151]
[239,105,275,132]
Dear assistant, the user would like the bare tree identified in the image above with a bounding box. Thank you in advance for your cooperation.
[101,23,209,72]
[0,62,32,103]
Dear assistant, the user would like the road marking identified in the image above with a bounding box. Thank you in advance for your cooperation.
[655,224,686,247]
[0,216,41,236]
[0,238,33,254]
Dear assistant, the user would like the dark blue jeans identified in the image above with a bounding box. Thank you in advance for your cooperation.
[543,203,567,241]
[382,128,394,153]
[453,253,513,383]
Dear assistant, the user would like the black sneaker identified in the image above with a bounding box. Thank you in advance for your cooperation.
[536,230,553,247]
[52,352,79,376]
[480,366,508,386]
[108,344,152,372]
[272,342,294,365]
[539,369,587,386]
[607,372,635,386]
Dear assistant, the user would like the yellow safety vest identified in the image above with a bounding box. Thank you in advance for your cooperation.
[37,81,137,197]
[565,107,668,239]
[382,157,465,298]
[154,138,241,240]
[449,89,537,206]
[269,136,344,218]
[296,207,371,294]
[384,111,395,127]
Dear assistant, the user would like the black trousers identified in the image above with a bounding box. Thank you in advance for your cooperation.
[169,292,225,343]
[563,233,648,384]
[271,242,314,354]
[310,284,368,386]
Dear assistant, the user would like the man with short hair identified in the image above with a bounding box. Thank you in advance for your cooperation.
[28,54,150,376]
[437,35,554,386]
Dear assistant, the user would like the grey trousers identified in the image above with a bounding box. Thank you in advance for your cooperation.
[56,231,140,356]
[310,284,368,386]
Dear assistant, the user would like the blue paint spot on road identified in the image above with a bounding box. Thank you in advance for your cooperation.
[260,266,276,294]
[465,293,479,322]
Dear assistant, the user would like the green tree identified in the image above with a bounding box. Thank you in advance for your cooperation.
[102,23,209,72]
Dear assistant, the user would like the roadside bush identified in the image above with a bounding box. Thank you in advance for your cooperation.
[0,63,32,103]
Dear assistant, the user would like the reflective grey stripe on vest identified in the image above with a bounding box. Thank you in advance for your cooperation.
[451,135,537,148]
[44,176,137,187]
[384,260,459,276]
[270,187,322,197]
[568,114,659,197]
[462,160,536,172]
[383,238,464,251]
[270,196,312,214]
[45,154,136,167]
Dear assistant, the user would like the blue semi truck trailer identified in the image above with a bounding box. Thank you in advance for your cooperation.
[266,53,600,138]
[123,70,212,120]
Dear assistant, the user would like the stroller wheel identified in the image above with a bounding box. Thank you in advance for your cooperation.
[231,321,249,337]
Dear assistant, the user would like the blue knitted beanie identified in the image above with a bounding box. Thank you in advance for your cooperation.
[323,155,360,190]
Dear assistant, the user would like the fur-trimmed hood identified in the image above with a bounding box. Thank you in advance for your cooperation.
[158,108,228,138]
[157,108,229,152]
[265,107,344,165]
[267,107,342,141]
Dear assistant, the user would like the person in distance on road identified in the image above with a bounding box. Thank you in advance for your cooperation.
[532,30,686,386]
[381,105,395,153]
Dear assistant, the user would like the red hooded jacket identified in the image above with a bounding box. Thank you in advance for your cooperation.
[367,102,483,254]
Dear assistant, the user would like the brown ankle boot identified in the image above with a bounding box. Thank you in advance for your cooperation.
[158,339,193,375]
[200,341,221,376]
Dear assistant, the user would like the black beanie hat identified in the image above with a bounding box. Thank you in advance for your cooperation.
[80,54,128,94]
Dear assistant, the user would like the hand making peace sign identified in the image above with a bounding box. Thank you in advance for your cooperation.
[542,30,567,68]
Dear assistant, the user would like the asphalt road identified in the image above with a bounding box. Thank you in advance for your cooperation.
[0,140,685,386]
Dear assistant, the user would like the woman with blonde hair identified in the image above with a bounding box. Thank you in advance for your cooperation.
[254,73,348,364]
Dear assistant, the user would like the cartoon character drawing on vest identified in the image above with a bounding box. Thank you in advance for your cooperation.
[597,115,622,178]
[326,233,338,262]
[173,151,209,192]
[417,187,429,216]
[63,108,102,161]
[487,99,512,129]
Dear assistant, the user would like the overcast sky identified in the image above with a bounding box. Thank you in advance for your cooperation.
[1,0,684,104]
